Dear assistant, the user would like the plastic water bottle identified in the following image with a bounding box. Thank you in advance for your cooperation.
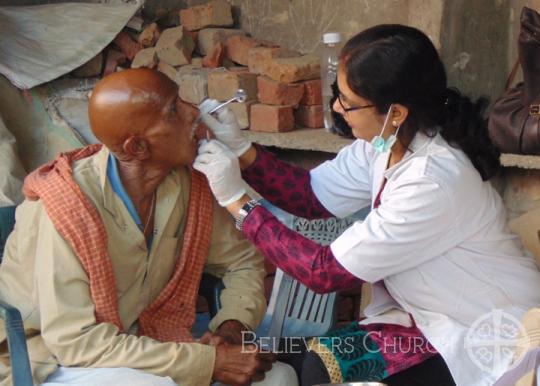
[321,32,341,131]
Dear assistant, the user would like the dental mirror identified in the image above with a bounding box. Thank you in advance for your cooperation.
[192,89,248,139]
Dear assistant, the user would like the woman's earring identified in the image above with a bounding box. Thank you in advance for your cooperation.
[392,120,399,128]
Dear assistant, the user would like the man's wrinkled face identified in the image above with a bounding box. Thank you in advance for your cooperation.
[145,93,202,167]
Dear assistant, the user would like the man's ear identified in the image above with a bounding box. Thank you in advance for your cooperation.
[122,136,150,161]
[392,103,409,127]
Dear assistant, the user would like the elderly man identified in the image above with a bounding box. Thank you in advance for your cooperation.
[0,68,296,386]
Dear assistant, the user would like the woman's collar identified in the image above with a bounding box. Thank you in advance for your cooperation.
[383,130,436,175]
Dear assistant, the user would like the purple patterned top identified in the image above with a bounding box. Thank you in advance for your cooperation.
[242,144,333,219]
[241,144,439,375]
[242,145,363,292]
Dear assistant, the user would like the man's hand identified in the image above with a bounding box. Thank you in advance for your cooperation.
[212,343,276,386]
[200,320,247,346]
[193,140,246,207]
[199,99,252,157]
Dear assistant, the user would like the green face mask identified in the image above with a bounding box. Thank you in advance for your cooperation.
[370,104,400,153]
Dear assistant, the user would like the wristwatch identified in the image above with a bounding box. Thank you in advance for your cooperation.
[235,199,261,231]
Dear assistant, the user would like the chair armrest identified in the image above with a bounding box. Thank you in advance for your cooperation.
[0,206,17,260]
[199,273,225,318]
[0,299,33,386]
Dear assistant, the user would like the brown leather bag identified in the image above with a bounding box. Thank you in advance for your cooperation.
[488,6,540,154]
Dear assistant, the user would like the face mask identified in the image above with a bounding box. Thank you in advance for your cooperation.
[370,104,401,153]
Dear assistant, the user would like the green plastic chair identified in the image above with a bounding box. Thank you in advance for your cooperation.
[256,201,368,344]
[0,205,32,386]
[0,206,16,260]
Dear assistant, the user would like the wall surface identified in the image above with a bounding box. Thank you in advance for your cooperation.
[439,0,510,100]
[227,0,510,100]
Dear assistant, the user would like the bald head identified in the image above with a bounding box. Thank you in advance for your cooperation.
[89,68,177,148]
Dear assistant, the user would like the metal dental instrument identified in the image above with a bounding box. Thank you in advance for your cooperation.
[192,89,248,139]
[208,89,248,114]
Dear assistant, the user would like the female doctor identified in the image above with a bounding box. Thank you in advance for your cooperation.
[194,24,540,386]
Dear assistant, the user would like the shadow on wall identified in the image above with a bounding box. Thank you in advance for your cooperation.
[439,0,510,102]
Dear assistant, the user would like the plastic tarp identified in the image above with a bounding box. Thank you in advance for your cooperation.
[0,0,142,89]
[0,116,25,207]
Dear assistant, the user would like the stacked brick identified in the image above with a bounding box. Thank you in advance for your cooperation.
[73,0,327,132]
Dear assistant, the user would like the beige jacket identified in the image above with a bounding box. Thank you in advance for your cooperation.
[0,147,266,386]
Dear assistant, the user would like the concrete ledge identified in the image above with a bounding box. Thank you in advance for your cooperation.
[245,128,540,170]
[500,153,540,169]
[244,128,353,153]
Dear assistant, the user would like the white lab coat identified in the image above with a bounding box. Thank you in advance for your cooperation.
[310,131,540,386]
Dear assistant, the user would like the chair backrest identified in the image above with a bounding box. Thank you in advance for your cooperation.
[256,201,368,341]
[0,206,17,260]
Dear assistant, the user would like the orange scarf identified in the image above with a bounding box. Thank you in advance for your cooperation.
[23,144,213,342]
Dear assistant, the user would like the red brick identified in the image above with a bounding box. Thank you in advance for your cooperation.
[247,47,281,75]
[257,76,304,106]
[300,79,322,105]
[207,68,258,102]
[157,61,179,84]
[202,42,225,68]
[155,26,195,66]
[229,101,254,129]
[103,49,127,76]
[114,31,143,61]
[262,55,320,83]
[131,48,158,69]
[294,105,323,128]
[179,0,233,32]
[138,23,161,47]
[250,104,295,132]
[198,28,244,56]
[178,68,210,104]
[247,46,300,75]
[226,35,263,66]
[229,66,249,73]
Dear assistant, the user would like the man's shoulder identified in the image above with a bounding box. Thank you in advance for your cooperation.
[72,147,104,177]
[71,147,108,201]
[12,199,46,230]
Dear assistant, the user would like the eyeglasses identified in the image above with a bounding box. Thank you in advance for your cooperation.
[337,93,374,113]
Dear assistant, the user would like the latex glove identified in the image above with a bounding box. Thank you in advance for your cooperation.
[193,140,246,207]
[199,99,252,157]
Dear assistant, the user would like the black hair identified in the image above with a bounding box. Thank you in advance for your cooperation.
[329,80,354,138]
[339,24,500,180]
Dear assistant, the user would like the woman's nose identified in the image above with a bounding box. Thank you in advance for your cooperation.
[333,98,344,115]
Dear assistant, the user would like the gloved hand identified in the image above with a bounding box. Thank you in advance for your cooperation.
[193,139,247,207]
[199,99,252,157]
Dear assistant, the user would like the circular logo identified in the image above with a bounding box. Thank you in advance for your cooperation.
[465,309,530,375]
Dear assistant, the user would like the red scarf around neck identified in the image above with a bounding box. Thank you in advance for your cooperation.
[23,145,213,342]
